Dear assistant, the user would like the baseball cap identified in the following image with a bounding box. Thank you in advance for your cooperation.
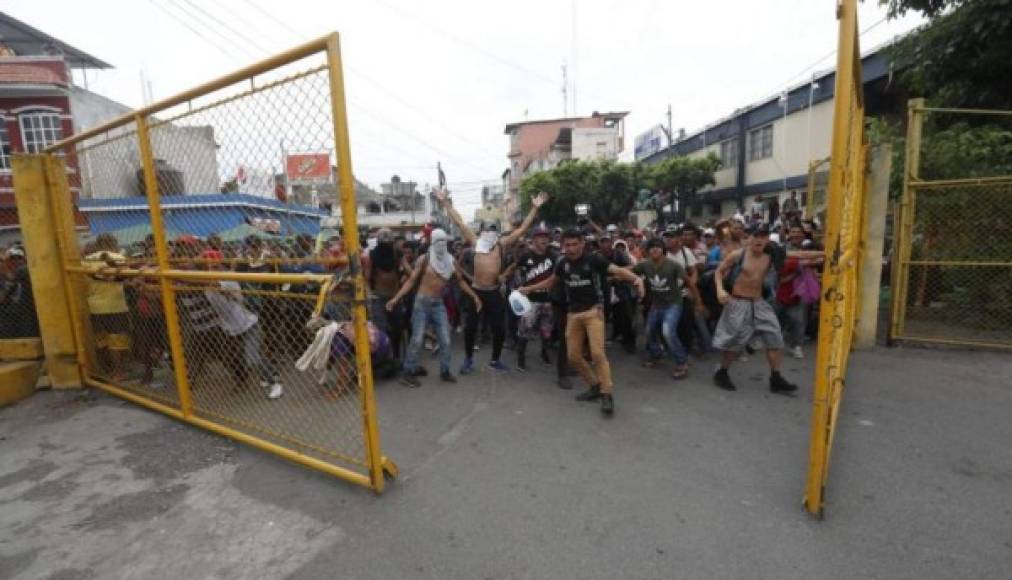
[6,246,25,258]
[703,228,715,237]
[531,225,551,237]
[606,224,619,233]
[377,227,393,243]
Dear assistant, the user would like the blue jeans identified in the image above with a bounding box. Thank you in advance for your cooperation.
[645,304,688,365]
[403,295,452,374]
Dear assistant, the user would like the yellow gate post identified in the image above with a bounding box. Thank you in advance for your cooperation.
[889,98,924,341]
[803,0,864,518]
[325,33,394,491]
[11,155,81,389]
[135,114,195,417]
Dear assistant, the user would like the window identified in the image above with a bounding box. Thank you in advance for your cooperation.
[748,125,774,161]
[19,111,63,153]
[0,123,10,170]
[719,138,738,168]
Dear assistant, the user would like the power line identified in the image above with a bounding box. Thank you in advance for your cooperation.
[179,0,264,53]
[164,0,259,61]
[147,0,245,63]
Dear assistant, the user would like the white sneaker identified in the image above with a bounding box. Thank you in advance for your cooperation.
[790,346,804,359]
[267,383,283,399]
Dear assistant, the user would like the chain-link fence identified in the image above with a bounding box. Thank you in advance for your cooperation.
[19,34,395,491]
[890,102,1012,349]
[803,0,866,518]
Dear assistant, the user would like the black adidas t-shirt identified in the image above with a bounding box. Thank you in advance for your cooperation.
[554,253,611,313]
[518,249,560,303]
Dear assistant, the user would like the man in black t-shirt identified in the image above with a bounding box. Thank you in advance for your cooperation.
[515,226,560,374]
[519,229,644,416]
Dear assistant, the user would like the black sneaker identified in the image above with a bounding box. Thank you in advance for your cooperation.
[575,384,602,402]
[400,373,421,388]
[713,368,737,391]
[557,376,573,390]
[516,358,527,372]
[600,394,614,416]
[769,372,798,395]
[412,366,429,377]
[440,370,457,383]
[540,350,552,366]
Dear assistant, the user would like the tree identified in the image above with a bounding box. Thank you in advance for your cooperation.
[518,156,722,226]
[644,154,722,223]
[886,0,1012,110]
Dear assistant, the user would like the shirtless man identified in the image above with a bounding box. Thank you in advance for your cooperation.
[364,228,406,360]
[386,229,482,387]
[712,224,823,394]
[435,188,548,373]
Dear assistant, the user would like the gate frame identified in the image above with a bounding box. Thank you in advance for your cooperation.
[18,33,396,492]
[888,98,1012,350]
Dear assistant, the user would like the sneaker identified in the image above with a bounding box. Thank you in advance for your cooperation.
[769,372,798,395]
[557,376,573,390]
[575,384,602,402]
[489,360,510,372]
[790,346,804,359]
[412,366,429,377]
[713,368,737,391]
[672,365,689,380]
[540,351,552,366]
[516,359,527,372]
[440,370,457,383]
[460,358,475,375]
[267,383,283,399]
[600,394,614,416]
[400,373,421,388]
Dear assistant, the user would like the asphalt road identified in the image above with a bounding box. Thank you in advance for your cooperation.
[1,343,1010,579]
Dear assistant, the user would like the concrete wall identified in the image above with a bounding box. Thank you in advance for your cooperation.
[69,87,220,199]
[571,127,620,160]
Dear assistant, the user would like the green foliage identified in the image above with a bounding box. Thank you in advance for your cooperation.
[886,0,1012,109]
[518,155,721,226]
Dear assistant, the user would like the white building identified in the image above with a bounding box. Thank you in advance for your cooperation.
[642,43,901,224]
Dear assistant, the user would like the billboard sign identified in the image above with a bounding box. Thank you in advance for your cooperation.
[634,125,669,161]
[285,153,331,183]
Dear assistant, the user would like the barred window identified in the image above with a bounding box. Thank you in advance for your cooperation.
[0,123,10,170]
[19,111,63,153]
[719,138,738,168]
[748,125,774,161]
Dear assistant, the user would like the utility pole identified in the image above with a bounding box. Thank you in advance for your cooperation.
[666,104,673,148]
[562,63,568,117]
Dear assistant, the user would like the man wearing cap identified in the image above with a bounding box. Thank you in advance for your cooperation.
[0,246,39,339]
[519,229,645,416]
[712,224,823,393]
[514,226,564,381]
[435,188,548,374]
[386,228,482,387]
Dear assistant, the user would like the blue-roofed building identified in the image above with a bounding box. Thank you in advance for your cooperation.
[640,41,905,224]
[79,193,326,244]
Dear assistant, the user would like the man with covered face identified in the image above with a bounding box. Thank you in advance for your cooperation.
[386,228,482,387]
[436,188,548,374]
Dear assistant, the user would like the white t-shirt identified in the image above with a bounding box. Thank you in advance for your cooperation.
[666,247,697,297]
[205,281,258,337]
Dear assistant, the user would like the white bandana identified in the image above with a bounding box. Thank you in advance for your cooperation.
[428,229,455,280]
[475,231,499,254]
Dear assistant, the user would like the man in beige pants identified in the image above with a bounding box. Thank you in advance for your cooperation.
[519,229,643,416]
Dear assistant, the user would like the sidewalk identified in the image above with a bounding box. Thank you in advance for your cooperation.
[1,344,1010,579]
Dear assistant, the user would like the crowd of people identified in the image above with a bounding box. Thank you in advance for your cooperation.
[2,190,825,417]
[374,189,825,417]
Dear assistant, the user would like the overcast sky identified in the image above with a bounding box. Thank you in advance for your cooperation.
[7,0,922,219]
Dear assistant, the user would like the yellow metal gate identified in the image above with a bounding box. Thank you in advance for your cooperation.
[17,34,396,491]
[803,0,868,518]
[889,100,1012,350]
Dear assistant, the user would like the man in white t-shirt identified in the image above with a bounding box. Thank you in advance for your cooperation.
[205,276,284,399]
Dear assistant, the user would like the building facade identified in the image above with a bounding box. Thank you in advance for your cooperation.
[503,111,628,221]
[641,44,903,225]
